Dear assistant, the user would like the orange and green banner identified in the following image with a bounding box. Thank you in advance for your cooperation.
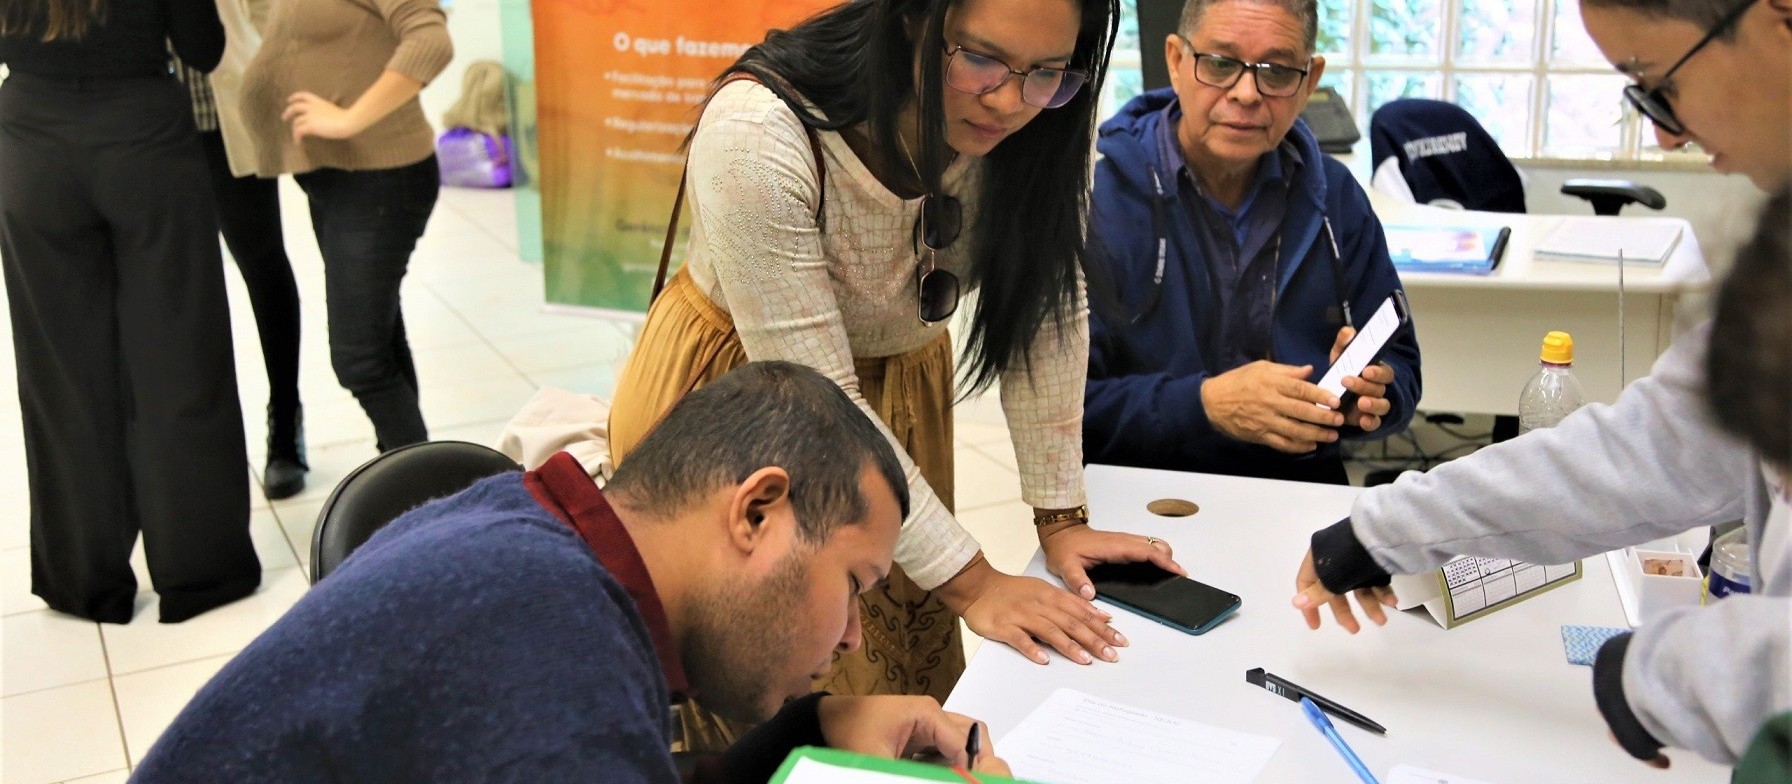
[533,0,833,315]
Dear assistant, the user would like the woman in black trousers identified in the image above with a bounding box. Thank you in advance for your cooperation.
[0,0,261,623]
[199,128,308,498]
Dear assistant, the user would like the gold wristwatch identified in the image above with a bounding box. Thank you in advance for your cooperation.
[1032,505,1089,527]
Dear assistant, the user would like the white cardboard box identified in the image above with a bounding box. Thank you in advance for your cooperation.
[1609,538,1706,627]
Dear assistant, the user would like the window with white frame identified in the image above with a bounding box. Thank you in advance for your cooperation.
[1108,0,1681,162]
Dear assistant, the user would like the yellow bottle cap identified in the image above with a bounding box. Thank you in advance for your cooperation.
[1540,331,1574,364]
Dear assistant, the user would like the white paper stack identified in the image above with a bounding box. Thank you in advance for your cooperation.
[997,688,1280,784]
[1534,217,1683,265]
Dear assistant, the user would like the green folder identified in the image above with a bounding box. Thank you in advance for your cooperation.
[768,746,1039,783]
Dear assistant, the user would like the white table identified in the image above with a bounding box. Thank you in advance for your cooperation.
[944,464,1728,783]
[1369,192,1711,416]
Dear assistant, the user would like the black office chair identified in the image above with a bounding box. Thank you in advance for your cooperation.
[1559,178,1667,216]
[1370,101,1673,217]
[309,440,520,584]
[308,441,702,773]
[1370,98,1528,213]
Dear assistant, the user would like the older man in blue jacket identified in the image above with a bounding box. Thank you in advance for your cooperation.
[1086,0,1421,485]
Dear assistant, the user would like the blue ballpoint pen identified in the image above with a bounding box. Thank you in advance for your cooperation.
[1302,697,1380,784]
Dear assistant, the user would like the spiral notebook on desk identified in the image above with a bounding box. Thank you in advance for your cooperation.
[1534,217,1682,265]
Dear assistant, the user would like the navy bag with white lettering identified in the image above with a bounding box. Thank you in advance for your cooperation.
[1370,98,1526,213]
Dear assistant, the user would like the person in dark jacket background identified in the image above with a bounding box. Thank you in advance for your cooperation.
[1084,0,1420,485]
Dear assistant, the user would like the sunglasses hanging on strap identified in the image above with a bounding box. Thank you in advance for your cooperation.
[652,71,829,304]
[914,193,964,323]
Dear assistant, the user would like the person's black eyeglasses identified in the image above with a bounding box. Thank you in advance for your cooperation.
[1174,35,1311,98]
[1622,0,1756,137]
[944,45,1089,110]
[914,194,962,324]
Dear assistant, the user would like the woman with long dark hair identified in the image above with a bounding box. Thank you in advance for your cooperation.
[608,0,1183,748]
[0,0,262,623]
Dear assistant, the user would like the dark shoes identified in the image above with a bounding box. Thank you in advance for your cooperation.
[264,402,309,500]
[157,574,261,624]
[264,456,307,500]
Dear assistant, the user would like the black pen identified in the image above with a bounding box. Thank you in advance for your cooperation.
[1246,667,1387,735]
[948,722,984,784]
[1488,226,1513,272]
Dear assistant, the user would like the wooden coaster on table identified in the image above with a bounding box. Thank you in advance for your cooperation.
[1146,498,1199,517]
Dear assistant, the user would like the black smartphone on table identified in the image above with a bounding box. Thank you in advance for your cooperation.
[1086,562,1242,636]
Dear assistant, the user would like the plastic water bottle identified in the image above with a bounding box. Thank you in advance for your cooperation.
[1707,526,1752,599]
[1518,331,1587,434]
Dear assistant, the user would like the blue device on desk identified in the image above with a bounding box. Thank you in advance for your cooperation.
[1086,562,1241,635]
[1303,697,1380,784]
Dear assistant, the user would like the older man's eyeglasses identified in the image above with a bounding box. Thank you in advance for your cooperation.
[1175,35,1311,98]
[1621,0,1756,137]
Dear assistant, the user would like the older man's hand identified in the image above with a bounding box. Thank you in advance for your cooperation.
[1201,361,1344,453]
[1327,326,1397,432]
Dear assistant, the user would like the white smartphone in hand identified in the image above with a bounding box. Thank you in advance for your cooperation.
[1315,291,1410,409]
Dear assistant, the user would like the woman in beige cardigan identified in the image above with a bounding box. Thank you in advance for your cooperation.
[240,0,452,453]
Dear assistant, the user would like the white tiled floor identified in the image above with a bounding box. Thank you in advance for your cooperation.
[0,183,1035,782]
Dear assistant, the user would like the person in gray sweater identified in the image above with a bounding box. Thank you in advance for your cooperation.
[1288,0,1792,769]
[1703,187,1792,779]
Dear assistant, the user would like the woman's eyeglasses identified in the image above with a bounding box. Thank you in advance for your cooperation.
[1621,0,1755,137]
[944,45,1089,109]
[1174,35,1311,98]
[915,194,963,324]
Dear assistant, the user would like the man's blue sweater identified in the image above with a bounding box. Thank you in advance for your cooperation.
[131,471,683,782]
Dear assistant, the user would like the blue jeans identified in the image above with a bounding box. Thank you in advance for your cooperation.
[295,156,439,451]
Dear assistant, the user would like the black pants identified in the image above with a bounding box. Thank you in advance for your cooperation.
[0,73,260,624]
[197,130,301,448]
[294,158,438,451]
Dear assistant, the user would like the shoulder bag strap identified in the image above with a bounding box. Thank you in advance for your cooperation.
[651,73,828,304]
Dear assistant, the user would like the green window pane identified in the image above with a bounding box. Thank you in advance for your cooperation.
[1552,2,1608,65]
[1453,74,1535,155]
[1317,68,1355,110]
[1319,0,1354,56]
[1544,74,1628,157]
[1118,0,1142,56]
[1365,71,1442,115]
[1456,0,1536,62]
[1106,66,1146,111]
[1369,0,1442,59]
